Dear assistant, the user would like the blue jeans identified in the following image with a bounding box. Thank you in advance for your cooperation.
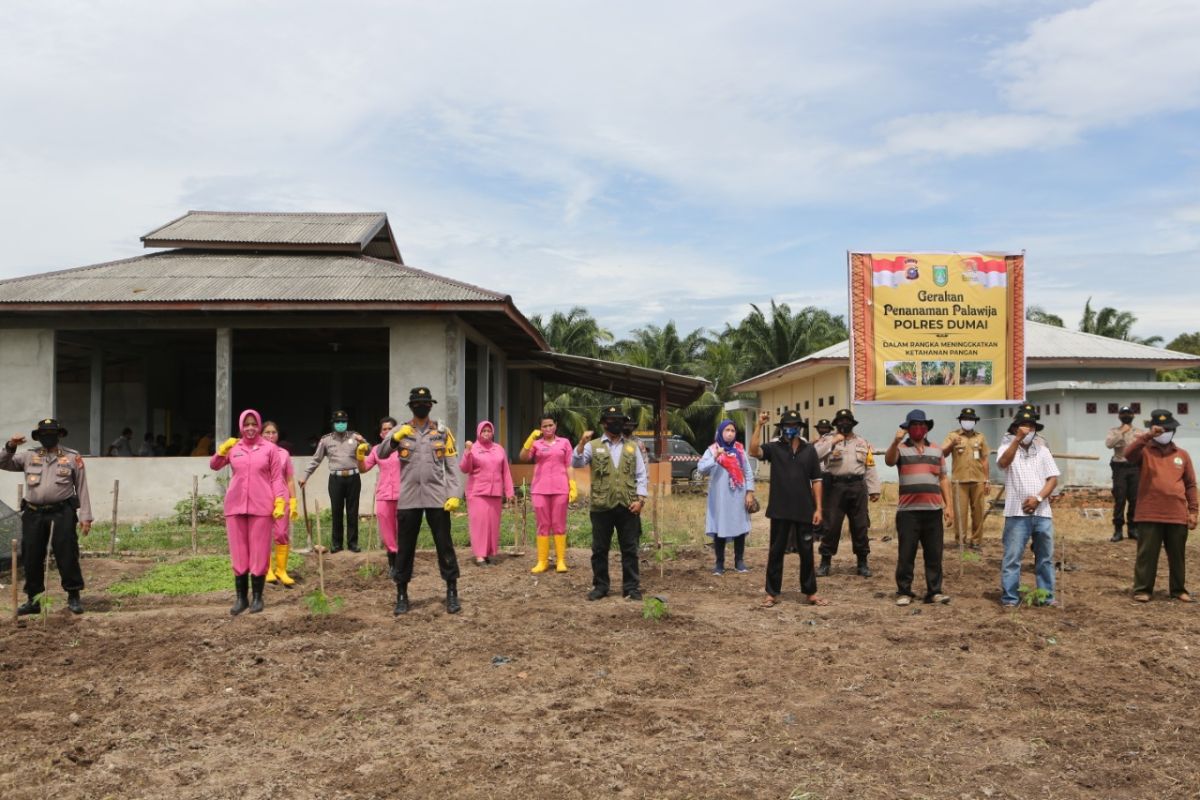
[1000,515,1055,605]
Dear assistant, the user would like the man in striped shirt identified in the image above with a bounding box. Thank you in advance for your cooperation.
[884,409,954,606]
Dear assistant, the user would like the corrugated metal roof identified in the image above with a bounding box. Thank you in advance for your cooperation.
[0,251,504,304]
[141,211,387,247]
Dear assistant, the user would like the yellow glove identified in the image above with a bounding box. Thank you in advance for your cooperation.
[356,442,370,461]
[392,424,415,442]
[443,497,461,512]
[217,437,239,457]
[523,429,542,451]
[568,479,578,503]
[289,497,298,520]
[273,498,285,519]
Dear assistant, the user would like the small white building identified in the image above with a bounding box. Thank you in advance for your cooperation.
[729,321,1200,485]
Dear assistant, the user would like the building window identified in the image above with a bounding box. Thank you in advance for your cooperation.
[1055,403,1061,415]
[818,397,824,407]
[1179,403,1189,415]
[828,395,835,406]
[1108,403,1119,414]
[1086,403,1097,414]
[1131,403,1142,413]
[804,400,809,410]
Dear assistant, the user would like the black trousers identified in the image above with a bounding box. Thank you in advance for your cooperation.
[895,510,944,599]
[713,535,746,567]
[328,473,361,549]
[1111,463,1139,529]
[21,505,84,598]
[766,518,817,597]
[394,507,460,585]
[590,506,641,595]
[819,478,871,558]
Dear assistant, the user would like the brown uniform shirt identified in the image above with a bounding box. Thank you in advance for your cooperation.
[1125,436,1198,524]
[944,429,990,483]
[1105,425,1143,463]
[820,435,882,494]
[0,446,93,521]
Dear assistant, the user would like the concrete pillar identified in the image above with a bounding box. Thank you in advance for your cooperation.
[0,328,56,439]
[389,316,459,431]
[90,349,103,456]
[215,327,232,441]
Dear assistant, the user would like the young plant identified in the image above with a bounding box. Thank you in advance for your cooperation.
[1018,584,1052,607]
[33,591,55,624]
[960,550,982,564]
[357,562,382,579]
[303,589,344,615]
[642,596,668,621]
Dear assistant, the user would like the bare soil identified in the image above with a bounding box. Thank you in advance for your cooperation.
[1,528,1197,800]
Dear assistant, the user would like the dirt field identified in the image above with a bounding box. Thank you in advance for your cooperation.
[1,517,1198,800]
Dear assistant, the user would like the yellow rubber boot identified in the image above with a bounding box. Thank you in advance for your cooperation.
[554,534,569,573]
[531,536,550,574]
[275,544,295,587]
[265,544,278,583]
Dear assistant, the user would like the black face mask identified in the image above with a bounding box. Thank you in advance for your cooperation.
[836,424,854,434]
[410,403,432,420]
[1119,416,1134,425]
[604,419,624,435]
[39,434,60,450]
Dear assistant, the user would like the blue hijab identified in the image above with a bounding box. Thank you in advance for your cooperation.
[715,419,738,454]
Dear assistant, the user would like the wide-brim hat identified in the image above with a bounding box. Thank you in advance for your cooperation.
[899,409,934,430]
[331,409,349,422]
[778,410,803,427]
[1012,410,1045,432]
[31,418,67,440]
[1016,402,1039,420]
[815,418,832,429]
[1119,405,1134,415]
[408,387,437,405]
[832,408,857,427]
[1146,408,1179,431]
[957,407,980,421]
[600,405,627,421]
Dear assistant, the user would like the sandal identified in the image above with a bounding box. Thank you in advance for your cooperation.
[1176,593,1192,603]
[1133,593,1151,603]
[806,594,830,606]
[761,594,779,608]
[895,596,912,606]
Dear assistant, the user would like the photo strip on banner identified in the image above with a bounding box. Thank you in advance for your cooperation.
[848,251,1025,404]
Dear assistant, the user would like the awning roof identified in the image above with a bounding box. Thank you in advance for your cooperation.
[524,352,710,408]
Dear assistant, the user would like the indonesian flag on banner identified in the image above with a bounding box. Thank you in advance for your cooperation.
[872,255,909,288]
[961,256,1007,288]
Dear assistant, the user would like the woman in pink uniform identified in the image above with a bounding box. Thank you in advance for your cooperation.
[210,409,287,615]
[358,416,402,578]
[518,413,577,574]
[459,420,514,566]
[261,420,298,587]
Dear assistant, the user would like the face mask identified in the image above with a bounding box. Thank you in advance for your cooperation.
[411,403,432,420]
[782,426,799,440]
[836,423,854,434]
[39,434,59,450]
[960,420,976,431]
[604,419,624,436]
[908,426,928,441]
[1154,431,1174,445]
[333,422,348,433]
[1022,431,1036,445]
[1119,416,1134,425]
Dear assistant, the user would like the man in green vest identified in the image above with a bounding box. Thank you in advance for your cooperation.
[573,405,649,601]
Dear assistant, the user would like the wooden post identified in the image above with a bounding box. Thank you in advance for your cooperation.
[190,475,199,554]
[109,480,119,555]
[10,538,17,625]
[317,547,326,596]
[314,500,322,550]
[1059,531,1067,611]
[952,480,964,579]
[654,474,664,579]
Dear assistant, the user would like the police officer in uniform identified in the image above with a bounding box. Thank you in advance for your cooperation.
[815,409,881,577]
[300,410,366,552]
[1,419,93,615]
[1105,405,1143,542]
[813,418,833,444]
[377,387,463,615]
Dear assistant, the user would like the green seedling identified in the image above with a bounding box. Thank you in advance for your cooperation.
[303,589,344,616]
[1018,584,1052,607]
[960,550,981,563]
[357,562,382,579]
[33,591,55,624]
[642,596,668,621]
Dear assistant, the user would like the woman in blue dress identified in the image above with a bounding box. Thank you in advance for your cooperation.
[697,419,757,575]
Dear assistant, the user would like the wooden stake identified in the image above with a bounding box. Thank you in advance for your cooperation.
[314,500,322,550]
[952,480,964,580]
[519,480,528,554]
[109,479,119,555]
[10,538,17,626]
[300,484,313,551]
[190,475,199,554]
[654,474,664,579]
[316,547,326,596]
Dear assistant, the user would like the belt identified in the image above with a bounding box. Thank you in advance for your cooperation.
[331,469,358,477]
[826,474,864,484]
[25,501,69,513]
[1111,461,1137,468]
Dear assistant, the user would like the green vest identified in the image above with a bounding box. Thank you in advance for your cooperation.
[589,438,639,511]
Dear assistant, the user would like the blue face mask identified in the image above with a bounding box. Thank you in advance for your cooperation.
[333,421,348,433]
[782,426,799,440]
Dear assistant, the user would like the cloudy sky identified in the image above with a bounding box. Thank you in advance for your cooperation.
[2,0,1198,342]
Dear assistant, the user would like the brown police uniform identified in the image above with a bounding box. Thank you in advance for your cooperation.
[945,428,990,546]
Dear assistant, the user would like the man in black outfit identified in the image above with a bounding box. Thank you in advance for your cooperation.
[750,409,827,606]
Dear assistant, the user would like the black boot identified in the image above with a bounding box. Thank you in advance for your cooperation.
[387,551,397,579]
[857,556,871,578]
[67,591,84,614]
[1109,525,1123,543]
[17,596,40,616]
[393,583,410,615]
[230,573,250,616]
[1128,524,1139,541]
[817,555,832,577]
[249,575,265,613]
[445,581,462,614]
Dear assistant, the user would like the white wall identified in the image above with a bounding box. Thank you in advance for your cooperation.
[0,329,55,442]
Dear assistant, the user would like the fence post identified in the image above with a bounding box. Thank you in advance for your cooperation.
[109,479,119,555]
[191,475,199,554]
[10,538,17,625]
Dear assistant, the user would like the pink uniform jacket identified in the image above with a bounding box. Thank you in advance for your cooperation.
[211,440,288,516]
[459,421,514,499]
[530,436,572,495]
[363,444,402,501]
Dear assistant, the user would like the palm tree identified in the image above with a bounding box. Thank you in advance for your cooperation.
[611,322,709,375]
[530,306,614,358]
[1025,305,1064,327]
[1079,298,1163,346]
[732,301,847,379]
[1160,331,1200,381]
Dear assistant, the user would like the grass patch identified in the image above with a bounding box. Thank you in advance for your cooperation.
[108,555,234,596]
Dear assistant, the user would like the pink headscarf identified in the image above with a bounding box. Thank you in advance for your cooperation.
[239,409,262,440]
[475,420,495,450]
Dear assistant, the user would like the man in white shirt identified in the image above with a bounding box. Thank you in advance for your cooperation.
[997,410,1060,607]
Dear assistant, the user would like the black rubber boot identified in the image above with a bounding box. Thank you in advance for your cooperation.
[249,575,265,613]
[230,573,250,616]
[17,597,40,616]
[393,583,409,616]
[387,551,397,580]
[67,591,84,614]
[816,555,832,577]
[1109,525,1123,543]
[445,581,462,614]
[857,556,871,578]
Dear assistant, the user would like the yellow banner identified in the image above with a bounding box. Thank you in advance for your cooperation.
[849,252,1024,403]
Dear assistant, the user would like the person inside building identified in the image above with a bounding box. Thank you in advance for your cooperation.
[377,387,463,615]
[261,420,299,587]
[698,419,756,575]
[573,405,648,601]
[751,409,826,606]
[997,410,1060,607]
[358,416,402,578]
[815,408,880,578]
[885,409,953,606]
[519,412,576,575]
[2,419,93,615]
[210,410,287,615]
[1126,409,1197,602]
[300,410,366,553]
[1105,404,1143,542]
[108,427,134,457]
[459,420,515,567]
[942,407,990,551]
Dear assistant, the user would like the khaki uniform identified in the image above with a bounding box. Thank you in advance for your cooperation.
[1105,424,1144,533]
[944,429,989,545]
[818,435,881,559]
[306,430,365,551]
